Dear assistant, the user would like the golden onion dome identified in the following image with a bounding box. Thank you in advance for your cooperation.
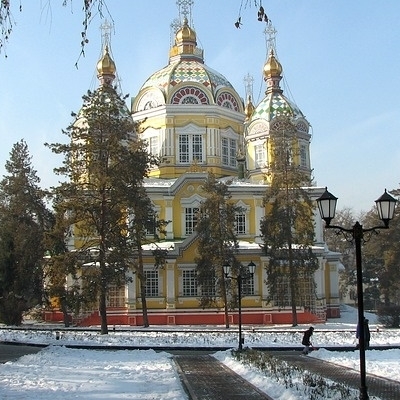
[263,49,282,78]
[176,17,197,43]
[97,45,116,76]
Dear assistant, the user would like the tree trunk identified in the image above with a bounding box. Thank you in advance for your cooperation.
[99,285,108,334]
[60,297,70,327]
[138,247,149,327]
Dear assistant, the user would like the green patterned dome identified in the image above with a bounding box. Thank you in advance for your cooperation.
[140,60,234,96]
[249,49,307,124]
[252,91,305,121]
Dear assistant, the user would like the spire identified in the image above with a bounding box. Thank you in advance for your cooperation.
[96,20,117,87]
[169,0,203,62]
[263,22,283,94]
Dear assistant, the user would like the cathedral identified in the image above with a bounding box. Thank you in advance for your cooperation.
[45,3,342,326]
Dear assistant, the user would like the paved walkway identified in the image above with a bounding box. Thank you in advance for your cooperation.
[174,354,274,400]
[272,350,400,400]
[174,351,400,400]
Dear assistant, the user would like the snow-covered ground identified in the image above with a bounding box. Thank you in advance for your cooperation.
[0,305,398,399]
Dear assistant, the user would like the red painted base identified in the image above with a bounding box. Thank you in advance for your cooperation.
[43,306,337,327]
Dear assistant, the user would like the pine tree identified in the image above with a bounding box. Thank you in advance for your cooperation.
[0,140,50,325]
[125,186,168,328]
[260,116,318,326]
[42,197,82,327]
[47,85,157,334]
[195,172,242,328]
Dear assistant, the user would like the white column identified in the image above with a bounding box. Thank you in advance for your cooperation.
[166,260,176,309]
[126,272,137,309]
[164,197,174,239]
[254,196,264,243]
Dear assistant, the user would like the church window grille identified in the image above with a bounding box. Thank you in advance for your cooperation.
[171,87,209,105]
[235,213,246,235]
[242,274,255,296]
[201,272,216,297]
[144,270,159,297]
[271,273,315,311]
[185,207,199,235]
[182,96,199,104]
[183,270,198,296]
[179,134,203,164]
[254,144,266,168]
[222,138,237,167]
[216,92,240,112]
[300,144,308,168]
[107,285,125,308]
[149,136,158,156]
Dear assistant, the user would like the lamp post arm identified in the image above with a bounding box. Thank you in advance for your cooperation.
[238,274,242,351]
[325,224,353,233]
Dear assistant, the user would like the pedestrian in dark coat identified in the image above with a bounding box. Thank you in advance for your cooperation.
[302,326,314,354]
[356,318,371,349]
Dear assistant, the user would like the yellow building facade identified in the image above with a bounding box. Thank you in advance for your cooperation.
[48,11,342,327]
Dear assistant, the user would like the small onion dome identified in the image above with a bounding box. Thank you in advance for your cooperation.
[244,95,255,121]
[263,49,282,78]
[97,45,116,76]
[176,17,197,44]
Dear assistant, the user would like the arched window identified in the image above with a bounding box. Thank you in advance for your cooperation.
[171,87,209,105]
[216,92,240,111]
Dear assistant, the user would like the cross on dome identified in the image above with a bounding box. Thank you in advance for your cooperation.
[100,19,114,49]
[264,21,277,56]
[177,0,194,26]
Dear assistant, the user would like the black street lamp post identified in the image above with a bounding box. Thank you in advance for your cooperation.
[316,188,397,400]
[223,261,256,351]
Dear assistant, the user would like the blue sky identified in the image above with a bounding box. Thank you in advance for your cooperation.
[1,0,399,214]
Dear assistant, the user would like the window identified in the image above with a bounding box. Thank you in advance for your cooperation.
[201,272,216,297]
[183,270,198,296]
[254,144,266,168]
[242,274,255,296]
[182,96,199,104]
[179,134,203,164]
[145,212,156,236]
[149,136,158,156]
[300,143,308,168]
[185,207,199,235]
[271,271,315,312]
[222,138,237,167]
[272,276,291,308]
[107,285,125,307]
[235,213,246,235]
[171,87,209,105]
[144,270,159,297]
[216,92,240,112]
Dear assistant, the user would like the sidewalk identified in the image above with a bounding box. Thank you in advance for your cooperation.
[174,351,400,400]
[174,354,274,400]
[271,350,400,400]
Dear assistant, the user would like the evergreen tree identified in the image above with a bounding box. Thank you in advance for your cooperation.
[362,201,400,308]
[323,207,358,302]
[195,172,242,328]
[47,85,157,334]
[260,116,318,326]
[0,140,50,325]
[125,187,168,328]
[42,197,82,327]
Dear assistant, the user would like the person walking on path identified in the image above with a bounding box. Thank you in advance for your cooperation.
[302,326,314,354]
[356,317,371,349]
